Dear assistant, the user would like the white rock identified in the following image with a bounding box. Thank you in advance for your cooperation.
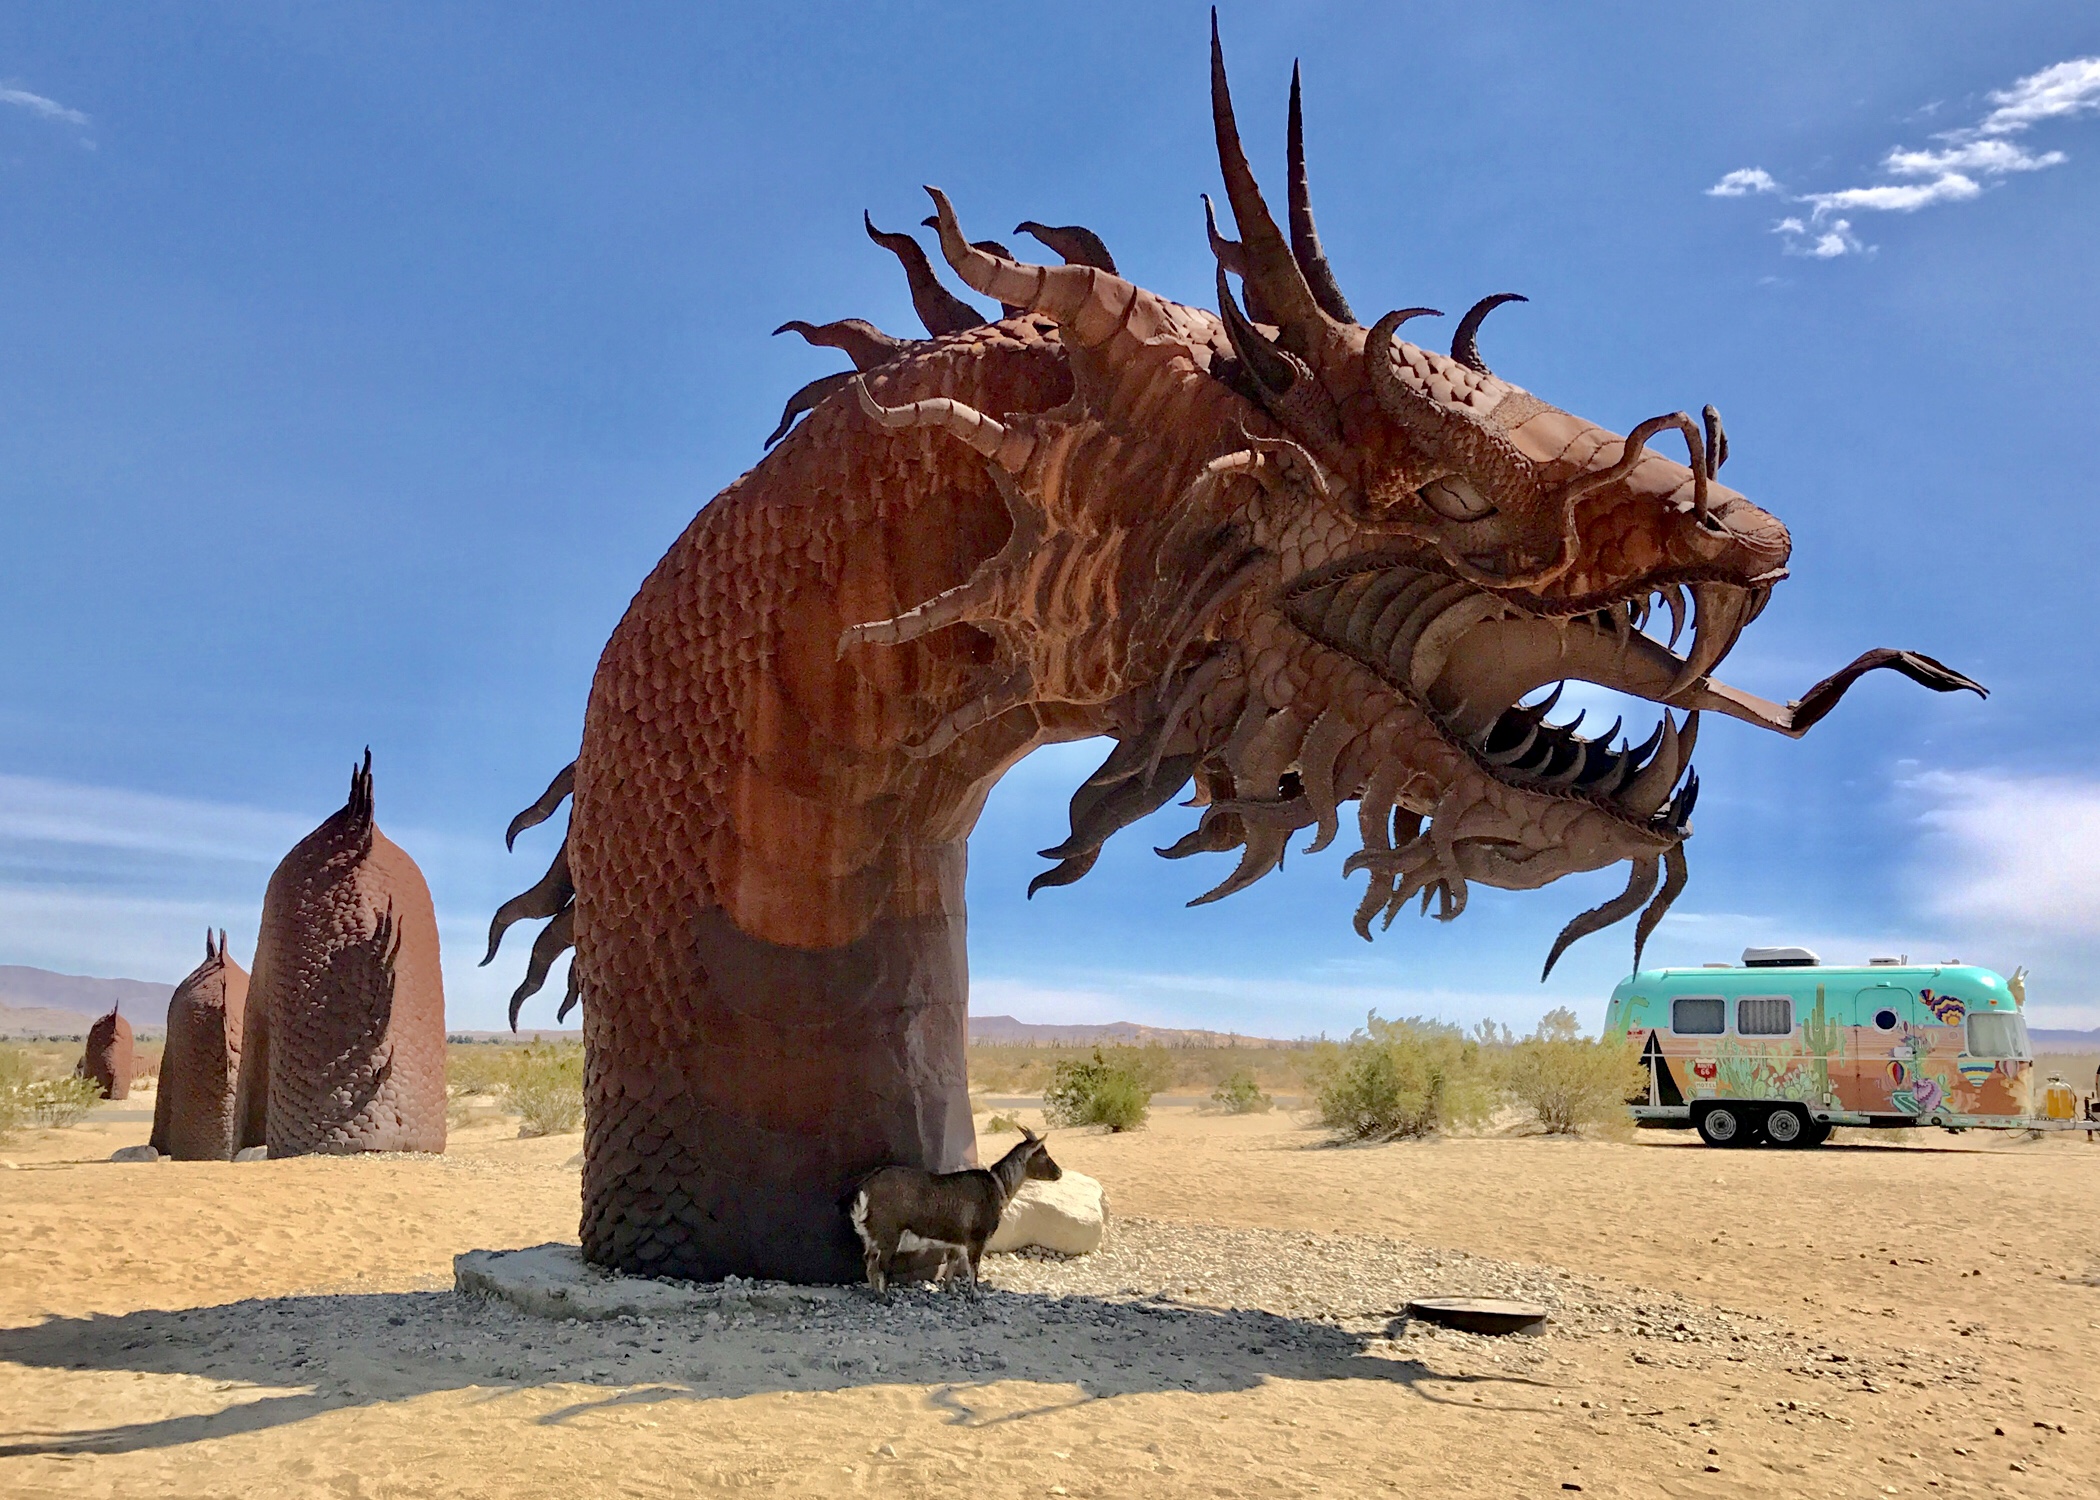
[987,1171,1106,1256]
[109,1144,161,1163]
[233,1145,269,1162]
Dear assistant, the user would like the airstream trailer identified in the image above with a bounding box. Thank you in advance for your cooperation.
[1604,949,2087,1147]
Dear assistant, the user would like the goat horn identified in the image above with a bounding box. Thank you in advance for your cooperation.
[1012,220,1119,274]
[1450,293,1527,376]
[863,211,984,337]
[1285,61,1354,323]
[1209,10,1328,350]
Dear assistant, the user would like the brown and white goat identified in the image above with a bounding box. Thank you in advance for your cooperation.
[847,1129,1062,1292]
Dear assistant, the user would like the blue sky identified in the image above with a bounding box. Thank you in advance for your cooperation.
[3,2,2097,1034]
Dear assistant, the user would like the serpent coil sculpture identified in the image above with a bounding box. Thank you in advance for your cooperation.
[235,751,447,1156]
[78,1003,134,1101]
[492,20,1985,1282]
[149,928,249,1161]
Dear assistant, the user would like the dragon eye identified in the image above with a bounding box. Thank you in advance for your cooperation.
[1417,475,1496,522]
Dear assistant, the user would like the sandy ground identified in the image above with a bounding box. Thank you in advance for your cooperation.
[2,1096,2096,1499]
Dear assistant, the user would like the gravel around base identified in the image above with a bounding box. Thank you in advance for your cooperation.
[7,1216,1977,1422]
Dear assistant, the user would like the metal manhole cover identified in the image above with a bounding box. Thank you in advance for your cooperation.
[1405,1297,1549,1335]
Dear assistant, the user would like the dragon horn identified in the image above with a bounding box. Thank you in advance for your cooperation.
[1450,293,1527,376]
[1286,62,1354,323]
[1209,10,1327,351]
[922,187,1171,353]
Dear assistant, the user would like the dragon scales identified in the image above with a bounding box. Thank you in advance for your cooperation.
[490,22,1985,1283]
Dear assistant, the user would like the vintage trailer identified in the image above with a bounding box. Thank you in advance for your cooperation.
[1604,949,2089,1147]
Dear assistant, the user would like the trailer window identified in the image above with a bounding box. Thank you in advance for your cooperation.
[1736,995,1793,1036]
[1965,1011,2030,1059]
[1671,996,1725,1035]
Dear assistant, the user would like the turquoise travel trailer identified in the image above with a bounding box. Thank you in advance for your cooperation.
[1604,948,2094,1147]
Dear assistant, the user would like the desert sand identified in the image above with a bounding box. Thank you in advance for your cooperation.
[3,1096,2096,1498]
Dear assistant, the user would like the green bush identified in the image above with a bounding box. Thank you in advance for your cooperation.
[507,1042,585,1136]
[1043,1046,1156,1132]
[1305,1013,1493,1141]
[20,1075,103,1130]
[1505,1008,1645,1135]
[983,1113,1021,1135]
[1210,1069,1273,1114]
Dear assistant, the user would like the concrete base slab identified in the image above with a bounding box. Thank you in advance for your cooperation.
[455,1243,856,1321]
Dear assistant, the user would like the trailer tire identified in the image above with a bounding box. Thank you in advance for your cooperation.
[1764,1105,1816,1147]
[1695,1104,1752,1147]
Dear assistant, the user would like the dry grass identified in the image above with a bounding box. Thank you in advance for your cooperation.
[967,1040,1311,1096]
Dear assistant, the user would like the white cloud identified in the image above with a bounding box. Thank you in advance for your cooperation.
[1885,138,2065,177]
[0,84,87,127]
[1904,769,2100,937]
[1713,54,2099,258]
[0,773,308,864]
[1707,167,1780,197]
[1777,216,1868,259]
[1974,56,2100,138]
[1803,176,1981,216]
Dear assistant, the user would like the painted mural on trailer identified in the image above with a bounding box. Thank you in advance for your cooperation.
[1606,964,2036,1124]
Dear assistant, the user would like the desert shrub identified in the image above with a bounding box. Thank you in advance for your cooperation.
[1043,1046,1156,1132]
[445,1043,516,1100]
[0,1045,33,1140]
[20,1075,103,1130]
[507,1042,585,1136]
[1505,1008,1646,1135]
[1305,1013,1493,1141]
[983,1113,1020,1134]
[1210,1069,1273,1114]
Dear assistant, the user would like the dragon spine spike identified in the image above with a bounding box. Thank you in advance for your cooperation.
[862,210,984,337]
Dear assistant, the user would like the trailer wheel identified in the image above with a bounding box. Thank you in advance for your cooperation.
[1764,1105,1815,1147]
[1695,1104,1752,1147]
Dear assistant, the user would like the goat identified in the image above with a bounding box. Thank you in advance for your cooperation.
[847,1128,1062,1292]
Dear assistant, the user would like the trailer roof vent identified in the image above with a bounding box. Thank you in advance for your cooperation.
[1742,946,1820,968]
[1868,955,1908,966]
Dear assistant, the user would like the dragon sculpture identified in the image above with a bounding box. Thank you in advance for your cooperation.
[491,19,1984,1283]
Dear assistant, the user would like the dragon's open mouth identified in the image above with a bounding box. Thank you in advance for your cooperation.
[1283,555,1779,837]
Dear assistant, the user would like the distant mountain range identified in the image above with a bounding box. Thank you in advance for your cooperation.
[3,963,2093,1050]
[0,964,174,1036]
[966,1014,1296,1047]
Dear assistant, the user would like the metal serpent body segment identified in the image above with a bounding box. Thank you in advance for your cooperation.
[491,23,1984,1282]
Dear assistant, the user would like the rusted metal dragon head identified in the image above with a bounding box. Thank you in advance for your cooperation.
[826,18,1983,979]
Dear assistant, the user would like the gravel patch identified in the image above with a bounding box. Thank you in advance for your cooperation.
[0,1217,1981,1432]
